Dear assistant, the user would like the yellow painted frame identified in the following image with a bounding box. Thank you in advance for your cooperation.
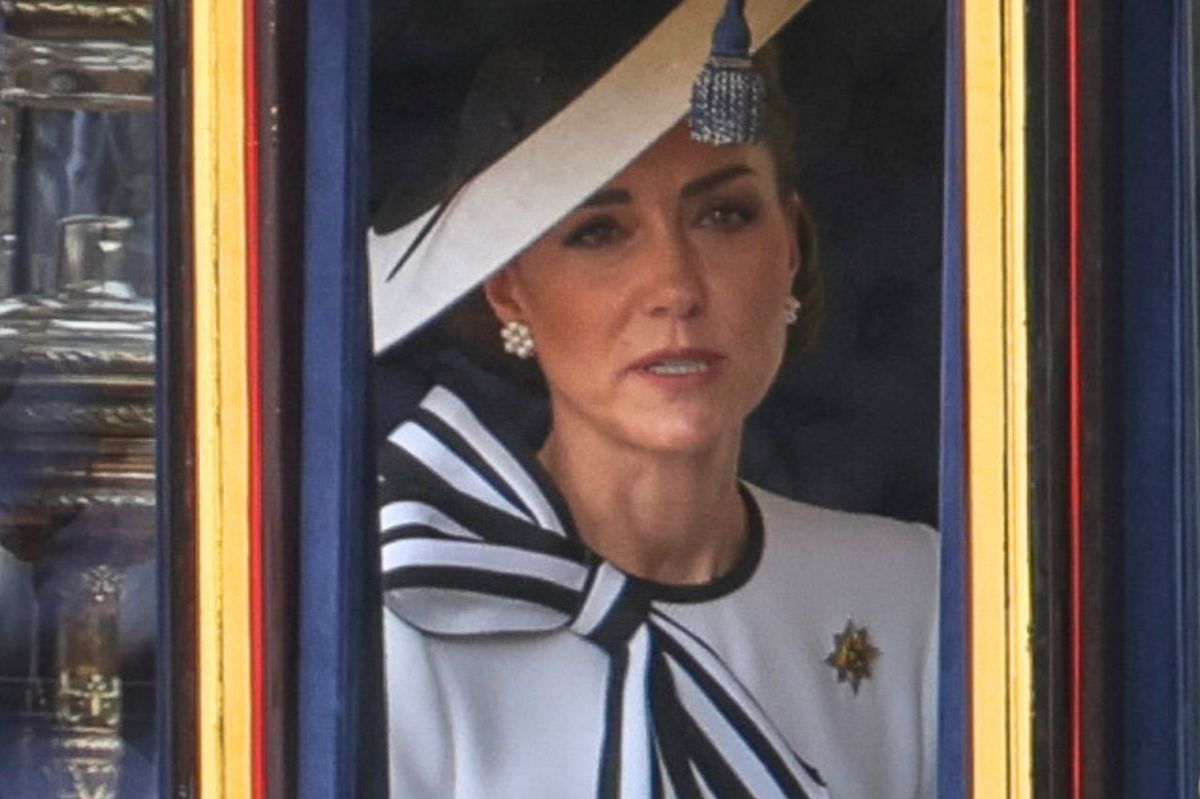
[963,0,1033,796]
[192,0,252,794]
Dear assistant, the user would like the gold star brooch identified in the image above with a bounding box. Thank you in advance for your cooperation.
[825,619,880,694]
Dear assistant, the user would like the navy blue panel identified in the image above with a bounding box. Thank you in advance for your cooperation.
[1178,0,1200,786]
[155,0,194,792]
[937,0,967,796]
[298,0,373,794]
[1121,0,1195,795]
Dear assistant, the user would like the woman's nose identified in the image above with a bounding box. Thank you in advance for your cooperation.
[640,223,705,319]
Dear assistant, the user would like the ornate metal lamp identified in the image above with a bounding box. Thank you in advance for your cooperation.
[0,2,156,796]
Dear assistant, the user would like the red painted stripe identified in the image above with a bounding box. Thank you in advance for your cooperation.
[1066,0,1084,795]
[243,0,266,794]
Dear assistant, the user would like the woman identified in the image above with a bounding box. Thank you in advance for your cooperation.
[372,2,937,796]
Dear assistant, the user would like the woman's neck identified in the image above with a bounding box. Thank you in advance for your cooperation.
[538,420,747,586]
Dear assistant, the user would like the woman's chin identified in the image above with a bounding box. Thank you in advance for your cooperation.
[617,413,740,455]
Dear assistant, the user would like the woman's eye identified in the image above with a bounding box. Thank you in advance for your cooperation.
[699,202,759,230]
[563,216,626,249]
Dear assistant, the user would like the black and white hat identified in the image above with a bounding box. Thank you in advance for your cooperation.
[368,0,812,355]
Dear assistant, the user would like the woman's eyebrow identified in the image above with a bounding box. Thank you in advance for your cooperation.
[681,164,754,198]
[576,164,754,209]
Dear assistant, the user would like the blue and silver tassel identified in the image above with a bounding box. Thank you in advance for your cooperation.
[689,0,765,146]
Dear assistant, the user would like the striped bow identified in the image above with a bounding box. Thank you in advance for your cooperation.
[380,385,828,799]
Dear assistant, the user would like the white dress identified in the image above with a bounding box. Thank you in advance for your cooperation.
[384,483,938,799]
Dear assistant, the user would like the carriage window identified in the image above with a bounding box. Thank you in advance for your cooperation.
[0,2,160,795]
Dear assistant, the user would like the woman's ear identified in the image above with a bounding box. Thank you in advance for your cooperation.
[483,263,526,323]
[785,191,802,277]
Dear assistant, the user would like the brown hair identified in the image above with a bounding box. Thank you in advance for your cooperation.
[435,44,822,394]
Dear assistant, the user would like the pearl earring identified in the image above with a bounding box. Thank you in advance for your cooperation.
[785,296,802,326]
[500,320,536,359]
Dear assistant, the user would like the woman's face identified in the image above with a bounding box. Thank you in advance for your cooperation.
[485,122,800,455]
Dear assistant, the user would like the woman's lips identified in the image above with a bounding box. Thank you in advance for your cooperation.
[627,348,727,382]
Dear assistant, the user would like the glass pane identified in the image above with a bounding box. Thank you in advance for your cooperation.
[0,3,158,796]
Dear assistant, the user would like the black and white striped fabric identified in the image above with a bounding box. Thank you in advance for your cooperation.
[380,385,828,799]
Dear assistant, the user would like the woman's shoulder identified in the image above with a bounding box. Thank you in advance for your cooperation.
[742,483,939,621]
[746,482,939,558]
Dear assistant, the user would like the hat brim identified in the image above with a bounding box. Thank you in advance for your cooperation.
[368,0,811,355]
